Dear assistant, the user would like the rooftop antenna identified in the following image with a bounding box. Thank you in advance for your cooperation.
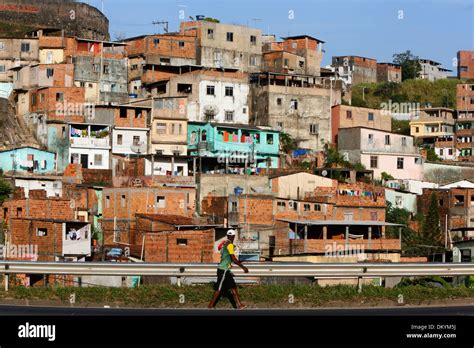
[152,21,169,33]
[251,18,262,28]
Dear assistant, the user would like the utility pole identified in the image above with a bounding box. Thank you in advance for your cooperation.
[152,21,169,33]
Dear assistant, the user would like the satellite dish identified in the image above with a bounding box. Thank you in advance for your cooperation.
[321,170,328,177]
[130,142,146,154]
[203,104,219,120]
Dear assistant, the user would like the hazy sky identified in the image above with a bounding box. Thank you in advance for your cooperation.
[85,0,473,74]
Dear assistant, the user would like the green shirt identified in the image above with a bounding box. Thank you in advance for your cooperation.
[218,242,235,270]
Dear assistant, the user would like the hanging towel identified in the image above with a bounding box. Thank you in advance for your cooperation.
[232,134,238,142]
[223,131,229,142]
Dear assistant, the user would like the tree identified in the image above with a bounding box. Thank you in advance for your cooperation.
[391,119,410,135]
[424,147,441,162]
[323,143,350,168]
[393,50,422,81]
[0,176,11,204]
[280,132,297,153]
[421,192,443,246]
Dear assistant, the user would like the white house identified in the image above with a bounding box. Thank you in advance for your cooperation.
[69,123,111,170]
[112,127,149,155]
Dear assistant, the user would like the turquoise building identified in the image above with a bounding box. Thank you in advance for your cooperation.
[0,147,56,174]
[187,122,280,172]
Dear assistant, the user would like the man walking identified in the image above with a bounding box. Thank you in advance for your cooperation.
[208,229,248,309]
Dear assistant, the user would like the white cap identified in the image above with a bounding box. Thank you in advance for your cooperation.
[227,229,237,236]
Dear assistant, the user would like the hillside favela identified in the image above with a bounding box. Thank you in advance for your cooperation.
[0,0,473,322]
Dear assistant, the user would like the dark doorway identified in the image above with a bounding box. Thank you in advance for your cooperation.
[80,154,88,169]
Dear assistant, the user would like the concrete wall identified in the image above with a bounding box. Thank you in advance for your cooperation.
[112,128,148,155]
[384,188,417,214]
[14,178,62,198]
[272,172,335,200]
[251,84,340,151]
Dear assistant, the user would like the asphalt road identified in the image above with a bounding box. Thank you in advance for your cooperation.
[0,304,473,316]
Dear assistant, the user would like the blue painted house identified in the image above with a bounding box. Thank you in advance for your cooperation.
[187,122,279,173]
[0,147,56,174]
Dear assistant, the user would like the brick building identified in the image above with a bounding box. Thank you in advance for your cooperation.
[457,50,474,79]
[456,83,474,161]
[376,63,401,83]
[332,56,377,85]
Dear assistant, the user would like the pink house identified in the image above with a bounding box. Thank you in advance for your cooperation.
[338,127,424,180]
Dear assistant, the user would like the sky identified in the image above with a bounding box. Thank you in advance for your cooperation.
[84,0,473,74]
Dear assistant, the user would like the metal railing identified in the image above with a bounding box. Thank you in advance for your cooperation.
[1,261,474,277]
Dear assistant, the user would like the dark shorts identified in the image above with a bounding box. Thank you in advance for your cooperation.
[214,268,236,292]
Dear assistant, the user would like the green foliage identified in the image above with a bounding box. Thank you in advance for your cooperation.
[421,192,443,247]
[351,79,462,110]
[425,147,441,162]
[381,172,395,181]
[280,132,297,153]
[203,17,220,23]
[392,119,411,135]
[323,143,349,168]
[2,283,474,307]
[0,176,12,203]
[352,162,366,171]
[393,50,422,81]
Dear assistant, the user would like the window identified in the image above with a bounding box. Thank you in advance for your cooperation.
[160,57,170,64]
[401,137,407,146]
[36,228,48,237]
[133,136,140,146]
[79,81,85,87]
[121,195,126,208]
[177,83,192,93]
[226,32,234,42]
[283,59,289,67]
[92,64,99,72]
[156,123,167,134]
[225,86,234,97]
[290,99,298,111]
[206,85,215,95]
[94,154,103,166]
[277,122,283,129]
[177,239,188,246]
[370,156,378,169]
[0,65,5,73]
[309,124,319,134]
[454,195,465,206]
[250,35,257,45]
[103,65,110,74]
[299,61,304,68]
[448,149,453,155]
[415,157,423,165]
[56,93,64,102]
[385,135,391,145]
[153,38,160,46]
[370,212,378,221]
[117,134,123,145]
[439,149,444,156]
[131,64,138,70]
[120,108,127,118]
[178,41,185,48]
[277,98,282,105]
[16,207,22,217]
[292,42,297,49]
[0,42,4,50]
[368,112,374,121]
[46,68,54,78]
[249,55,257,66]
[242,107,247,114]
[368,134,374,144]
[207,29,214,39]
[415,127,419,133]
[397,157,404,169]
[21,42,30,52]
[225,111,234,122]
[314,204,322,211]
[106,195,110,208]
[346,110,352,119]
[292,202,298,211]
[266,134,274,144]
[231,201,238,213]
[304,204,311,211]
[156,196,166,208]
[277,201,286,211]
[31,94,37,106]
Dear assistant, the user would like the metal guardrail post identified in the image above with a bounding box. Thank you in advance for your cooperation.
[4,274,9,292]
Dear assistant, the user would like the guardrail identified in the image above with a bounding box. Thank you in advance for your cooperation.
[1,261,474,278]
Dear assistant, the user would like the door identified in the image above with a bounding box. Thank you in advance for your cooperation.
[80,154,88,169]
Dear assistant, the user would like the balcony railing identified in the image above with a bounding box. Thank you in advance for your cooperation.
[70,137,110,148]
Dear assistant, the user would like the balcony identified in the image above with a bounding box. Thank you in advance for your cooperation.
[70,124,111,149]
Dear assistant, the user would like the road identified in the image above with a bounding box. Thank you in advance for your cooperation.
[0,304,473,316]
